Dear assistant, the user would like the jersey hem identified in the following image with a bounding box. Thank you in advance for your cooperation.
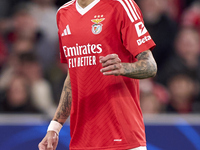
[70,142,146,150]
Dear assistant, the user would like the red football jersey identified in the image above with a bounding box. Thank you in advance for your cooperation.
[57,0,155,149]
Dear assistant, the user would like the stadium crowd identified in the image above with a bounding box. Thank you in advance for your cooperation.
[0,0,200,117]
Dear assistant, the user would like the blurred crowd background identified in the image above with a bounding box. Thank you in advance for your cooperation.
[0,0,200,118]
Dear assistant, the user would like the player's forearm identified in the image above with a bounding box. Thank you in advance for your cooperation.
[53,74,72,125]
[121,50,157,79]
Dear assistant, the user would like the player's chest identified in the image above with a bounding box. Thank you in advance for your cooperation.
[58,10,119,42]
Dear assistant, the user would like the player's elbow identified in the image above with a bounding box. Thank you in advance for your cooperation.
[149,61,157,78]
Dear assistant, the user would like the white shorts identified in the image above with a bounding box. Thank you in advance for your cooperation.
[128,146,147,150]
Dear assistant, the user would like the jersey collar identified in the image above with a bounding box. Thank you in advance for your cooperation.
[76,0,100,15]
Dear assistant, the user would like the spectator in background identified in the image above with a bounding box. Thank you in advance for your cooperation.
[140,79,169,114]
[11,4,39,43]
[0,25,36,92]
[0,2,57,72]
[166,74,198,113]
[181,1,200,111]
[156,27,200,86]
[0,52,57,117]
[0,74,40,113]
[137,0,177,70]
[0,3,40,53]
[0,2,61,116]
[181,1,200,35]
[166,0,196,22]
[166,0,183,22]
[29,0,59,72]
[157,26,200,113]
[0,3,37,72]
[29,0,58,41]
[140,92,163,114]
[0,53,22,93]
[19,52,57,118]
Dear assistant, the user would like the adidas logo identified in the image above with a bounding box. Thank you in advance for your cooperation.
[61,25,71,36]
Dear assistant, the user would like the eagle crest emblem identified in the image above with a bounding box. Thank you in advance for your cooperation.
[91,17,105,34]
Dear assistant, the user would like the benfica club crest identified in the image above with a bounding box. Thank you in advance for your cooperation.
[91,16,105,34]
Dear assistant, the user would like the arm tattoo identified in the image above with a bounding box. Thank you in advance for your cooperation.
[122,50,157,79]
[53,75,72,125]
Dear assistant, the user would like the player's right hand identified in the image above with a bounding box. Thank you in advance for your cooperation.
[38,131,59,150]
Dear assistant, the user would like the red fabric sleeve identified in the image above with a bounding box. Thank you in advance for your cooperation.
[119,0,156,57]
[57,10,68,64]
[58,32,68,64]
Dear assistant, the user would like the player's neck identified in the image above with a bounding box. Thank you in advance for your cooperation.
[77,0,94,8]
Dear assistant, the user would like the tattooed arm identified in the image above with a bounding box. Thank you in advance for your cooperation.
[38,73,71,150]
[121,50,157,79]
[100,50,157,79]
[53,73,72,125]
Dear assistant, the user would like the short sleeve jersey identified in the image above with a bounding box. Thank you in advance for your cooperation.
[57,0,155,149]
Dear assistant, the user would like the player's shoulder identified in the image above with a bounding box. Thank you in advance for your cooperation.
[103,0,138,8]
[103,0,141,14]
[57,0,75,14]
[104,0,142,22]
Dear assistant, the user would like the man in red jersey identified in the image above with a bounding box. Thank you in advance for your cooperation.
[39,0,157,150]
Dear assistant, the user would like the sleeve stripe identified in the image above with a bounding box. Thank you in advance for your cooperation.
[57,0,75,14]
[117,0,134,22]
[124,0,138,21]
[129,0,141,19]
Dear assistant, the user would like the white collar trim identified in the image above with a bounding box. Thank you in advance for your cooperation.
[76,0,100,15]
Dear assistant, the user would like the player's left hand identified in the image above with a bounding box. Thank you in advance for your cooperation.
[99,54,123,76]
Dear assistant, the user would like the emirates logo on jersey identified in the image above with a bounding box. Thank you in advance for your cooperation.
[91,15,105,34]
